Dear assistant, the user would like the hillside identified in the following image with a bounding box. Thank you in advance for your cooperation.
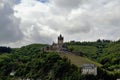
[0,42,119,80]
[59,53,102,67]
[68,45,97,58]
[66,40,120,72]
[0,44,82,80]
[99,41,120,71]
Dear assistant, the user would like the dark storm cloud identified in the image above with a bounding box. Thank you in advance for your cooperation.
[0,0,23,43]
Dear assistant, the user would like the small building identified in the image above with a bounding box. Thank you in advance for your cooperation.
[10,71,15,76]
[81,64,97,76]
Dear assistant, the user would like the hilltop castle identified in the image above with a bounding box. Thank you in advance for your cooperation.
[43,34,68,52]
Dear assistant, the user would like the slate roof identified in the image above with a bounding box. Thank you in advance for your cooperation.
[81,64,96,69]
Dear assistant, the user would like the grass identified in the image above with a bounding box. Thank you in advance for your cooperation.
[68,45,97,56]
[59,53,102,67]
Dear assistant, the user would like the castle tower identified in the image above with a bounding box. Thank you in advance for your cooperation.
[58,34,64,48]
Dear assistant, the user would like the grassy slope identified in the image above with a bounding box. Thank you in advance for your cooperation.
[67,41,120,72]
[59,53,102,67]
[68,45,97,57]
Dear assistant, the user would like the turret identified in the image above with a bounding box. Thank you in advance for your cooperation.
[58,34,64,48]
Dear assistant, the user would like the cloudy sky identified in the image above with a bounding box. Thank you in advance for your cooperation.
[0,0,120,47]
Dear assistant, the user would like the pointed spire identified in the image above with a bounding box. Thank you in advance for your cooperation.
[60,34,62,37]
[58,34,63,40]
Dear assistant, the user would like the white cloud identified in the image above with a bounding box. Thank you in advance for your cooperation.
[0,0,120,47]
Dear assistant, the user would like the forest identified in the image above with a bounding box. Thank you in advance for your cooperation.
[66,39,120,72]
[0,39,120,80]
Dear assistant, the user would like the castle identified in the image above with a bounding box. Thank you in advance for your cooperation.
[42,34,98,76]
[43,34,68,52]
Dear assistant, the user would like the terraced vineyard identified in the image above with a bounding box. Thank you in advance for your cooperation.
[59,53,102,67]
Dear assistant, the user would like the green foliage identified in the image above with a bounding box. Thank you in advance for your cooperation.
[0,42,119,80]
[68,45,97,58]
[67,40,120,72]
[0,44,81,80]
[99,41,120,71]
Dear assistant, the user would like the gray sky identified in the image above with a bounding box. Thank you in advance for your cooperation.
[0,0,120,47]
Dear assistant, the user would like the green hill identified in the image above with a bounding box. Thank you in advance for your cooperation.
[66,40,120,72]
[59,53,102,67]
[68,45,97,58]
[0,44,82,80]
[0,42,119,80]
[99,41,120,71]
